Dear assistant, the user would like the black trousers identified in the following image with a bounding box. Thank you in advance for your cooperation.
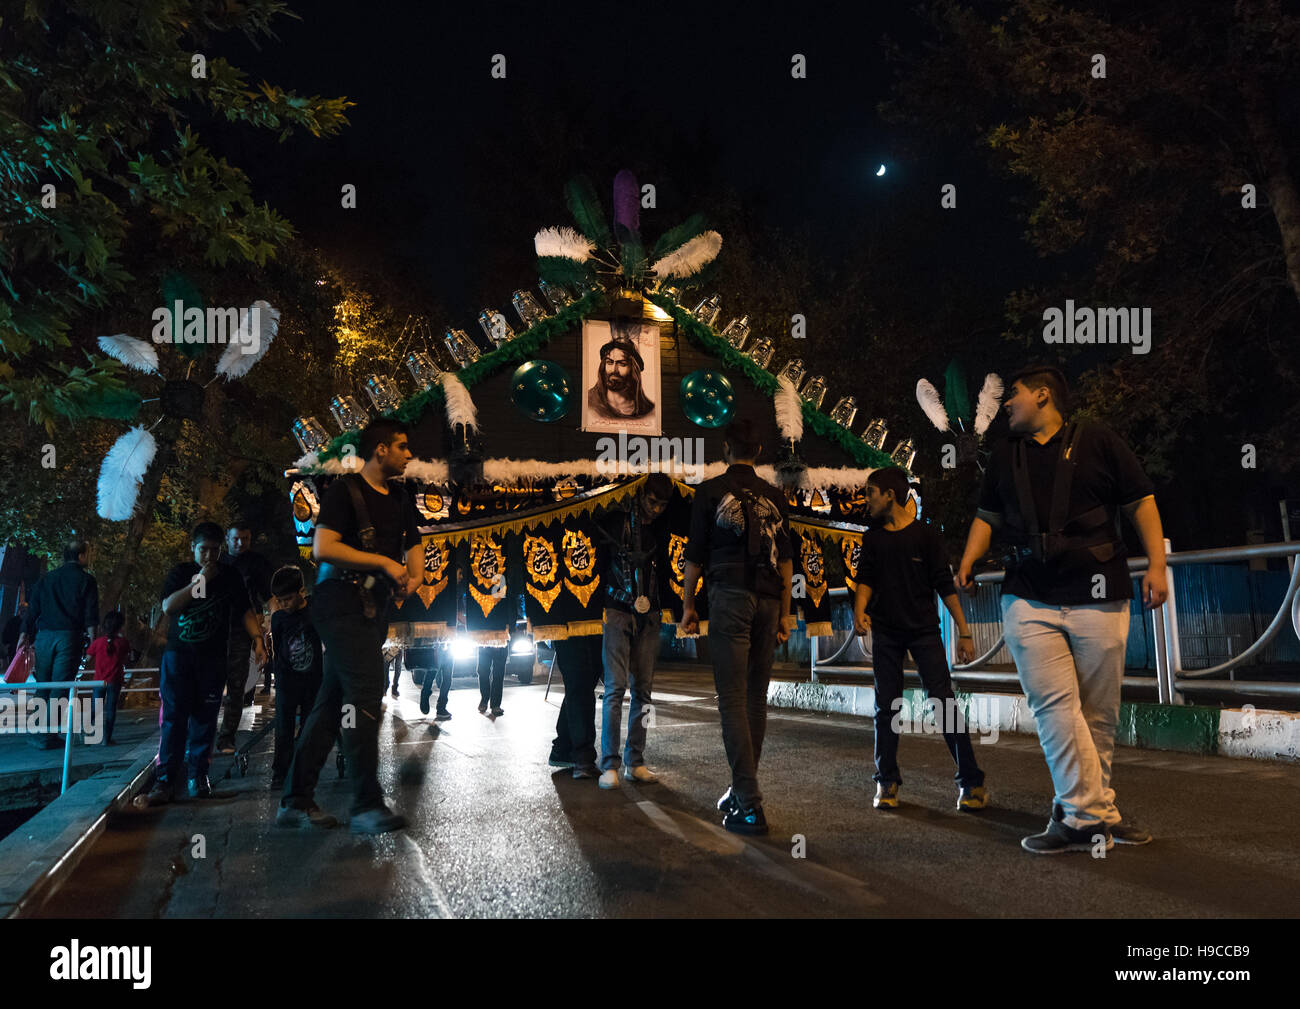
[477,645,506,708]
[419,651,452,713]
[282,603,386,815]
[273,669,323,780]
[870,625,984,789]
[218,633,251,743]
[550,635,602,766]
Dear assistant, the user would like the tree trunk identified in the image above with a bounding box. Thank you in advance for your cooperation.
[1241,73,1300,308]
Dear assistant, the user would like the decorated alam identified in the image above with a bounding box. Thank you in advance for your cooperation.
[278,172,996,653]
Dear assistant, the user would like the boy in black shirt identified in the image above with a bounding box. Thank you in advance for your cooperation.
[269,566,325,787]
[142,522,264,804]
[852,468,987,812]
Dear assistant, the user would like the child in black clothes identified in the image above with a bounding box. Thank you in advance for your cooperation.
[269,566,330,787]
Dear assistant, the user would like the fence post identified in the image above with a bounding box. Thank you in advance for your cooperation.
[61,682,75,794]
[1159,537,1185,705]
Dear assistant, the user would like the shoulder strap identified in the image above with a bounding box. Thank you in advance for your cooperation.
[1010,437,1039,538]
[1048,421,1084,535]
[341,475,377,553]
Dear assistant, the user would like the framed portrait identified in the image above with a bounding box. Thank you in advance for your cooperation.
[580,318,662,435]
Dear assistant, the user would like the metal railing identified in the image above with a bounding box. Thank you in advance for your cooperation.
[812,539,1300,705]
[0,680,109,794]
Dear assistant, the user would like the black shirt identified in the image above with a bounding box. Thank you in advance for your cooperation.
[858,520,956,633]
[977,422,1155,604]
[223,550,273,611]
[271,602,323,684]
[25,561,98,638]
[160,563,252,656]
[314,475,421,616]
[685,464,793,599]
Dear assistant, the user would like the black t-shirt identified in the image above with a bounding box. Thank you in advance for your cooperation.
[271,602,323,684]
[685,464,793,599]
[160,563,252,656]
[858,520,956,633]
[314,475,421,616]
[977,422,1156,604]
[224,551,273,611]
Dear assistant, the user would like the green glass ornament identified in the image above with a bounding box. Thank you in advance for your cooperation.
[510,360,572,422]
[679,369,735,428]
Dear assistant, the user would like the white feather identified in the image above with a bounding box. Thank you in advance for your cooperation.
[216,300,280,380]
[442,372,478,432]
[915,379,950,432]
[774,376,804,443]
[96,426,157,521]
[650,231,723,279]
[97,333,159,374]
[535,226,595,261]
[974,372,1004,436]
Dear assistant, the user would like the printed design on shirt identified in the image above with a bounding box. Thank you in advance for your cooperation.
[716,489,783,573]
[523,533,561,612]
[798,532,828,608]
[177,591,221,646]
[417,536,451,608]
[468,535,506,618]
[285,626,314,673]
[561,527,600,608]
[840,538,861,594]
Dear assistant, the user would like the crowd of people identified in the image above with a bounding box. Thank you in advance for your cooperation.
[7,362,1169,854]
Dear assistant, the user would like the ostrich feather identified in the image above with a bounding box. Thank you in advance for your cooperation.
[216,301,280,380]
[534,226,595,261]
[774,376,804,443]
[650,231,722,279]
[96,426,157,522]
[441,372,478,432]
[612,169,641,236]
[973,372,1004,436]
[97,334,159,374]
[916,379,950,432]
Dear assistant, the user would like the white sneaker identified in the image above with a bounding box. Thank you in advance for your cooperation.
[622,765,658,784]
[597,770,620,790]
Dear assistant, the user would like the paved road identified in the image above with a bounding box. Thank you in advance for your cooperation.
[36,667,1300,918]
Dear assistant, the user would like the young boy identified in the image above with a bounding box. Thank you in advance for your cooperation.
[269,566,325,787]
[143,522,265,804]
[852,468,988,812]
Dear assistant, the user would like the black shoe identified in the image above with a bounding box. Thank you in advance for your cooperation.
[187,774,213,799]
[418,690,431,715]
[390,686,399,698]
[549,755,576,769]
[717,787,740,816]
[572,763,600,779]
[136,780,173,808]
[478,701,488,714]
[1022,817,1112,854]
[1111,820,1153,845]
[490,707,504,717]
[435,709,452,721]
[723,802,769,836]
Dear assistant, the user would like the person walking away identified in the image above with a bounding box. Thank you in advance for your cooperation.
[956,365,1167,854]
[852,467,988,812]
[680,418,794,835]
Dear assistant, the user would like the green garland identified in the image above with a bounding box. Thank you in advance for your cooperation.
[311,287,898,474]
[647,294,897,471]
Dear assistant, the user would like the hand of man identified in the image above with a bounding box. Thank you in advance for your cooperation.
[253,637,268,669]
[853,613,871,636]
[1142,567,1169,610]
[776,617,790,645]
[382,558,408,585]
[680,606,699,635]
[955,564,976,594]
[957,635,975,664]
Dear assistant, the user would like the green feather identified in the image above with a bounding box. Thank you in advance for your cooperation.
[564,176,612,249]
[160,271,206,359]
[944,357,972,427]
[652,213,709,261]
[537,256,595,286]
[75,384,142,421]
[619,236,646,285]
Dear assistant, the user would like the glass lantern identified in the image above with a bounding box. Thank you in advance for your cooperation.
[860,417,889,450]
[328,394,370,433]
[538,279,575,313]
[363,373,403,414]
[745,337,775,370]
[443,328,480,368]
[291,416,330,455]
[890,438,917,471]
[799,374,827,409]
[776,358,807,388]
[719,315,749,350]
[512,290,549,328]
[829,395,858,429]
[692,294,722,327]
[478,309,515,348]
[404,351,442,391]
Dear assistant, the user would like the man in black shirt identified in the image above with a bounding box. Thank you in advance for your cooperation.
[215,521,274,753]
[957,365,1168,854]
[852,468,986,812]
[276,419,423,833]
[142,523,264,803]
[595,472,671,789]
[682,419,793,835]
[19,540,99,748]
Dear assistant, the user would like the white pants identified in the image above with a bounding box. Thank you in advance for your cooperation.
[1001,594,1130,829]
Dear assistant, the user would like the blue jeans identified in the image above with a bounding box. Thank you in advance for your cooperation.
[159,649,227,781]
[600,608,660,770]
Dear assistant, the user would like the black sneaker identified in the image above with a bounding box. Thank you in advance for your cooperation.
[723,802,769,836]
[490,707,504,717]
[350,804,407,834]
[418,690,431,715]
[435,709,452,721]
[1022,817,1112,855]
[187,774,213,799]
[549,756,576,769]
[478,701,488,714]
[717,787,740,816]
[1111,820,1153,845]
[572,764,600,779]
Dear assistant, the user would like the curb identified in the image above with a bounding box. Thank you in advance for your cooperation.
[0,740,158,918]
[766,680,1300,764]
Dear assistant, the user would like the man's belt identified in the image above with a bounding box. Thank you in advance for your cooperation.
[316,562,365,585]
